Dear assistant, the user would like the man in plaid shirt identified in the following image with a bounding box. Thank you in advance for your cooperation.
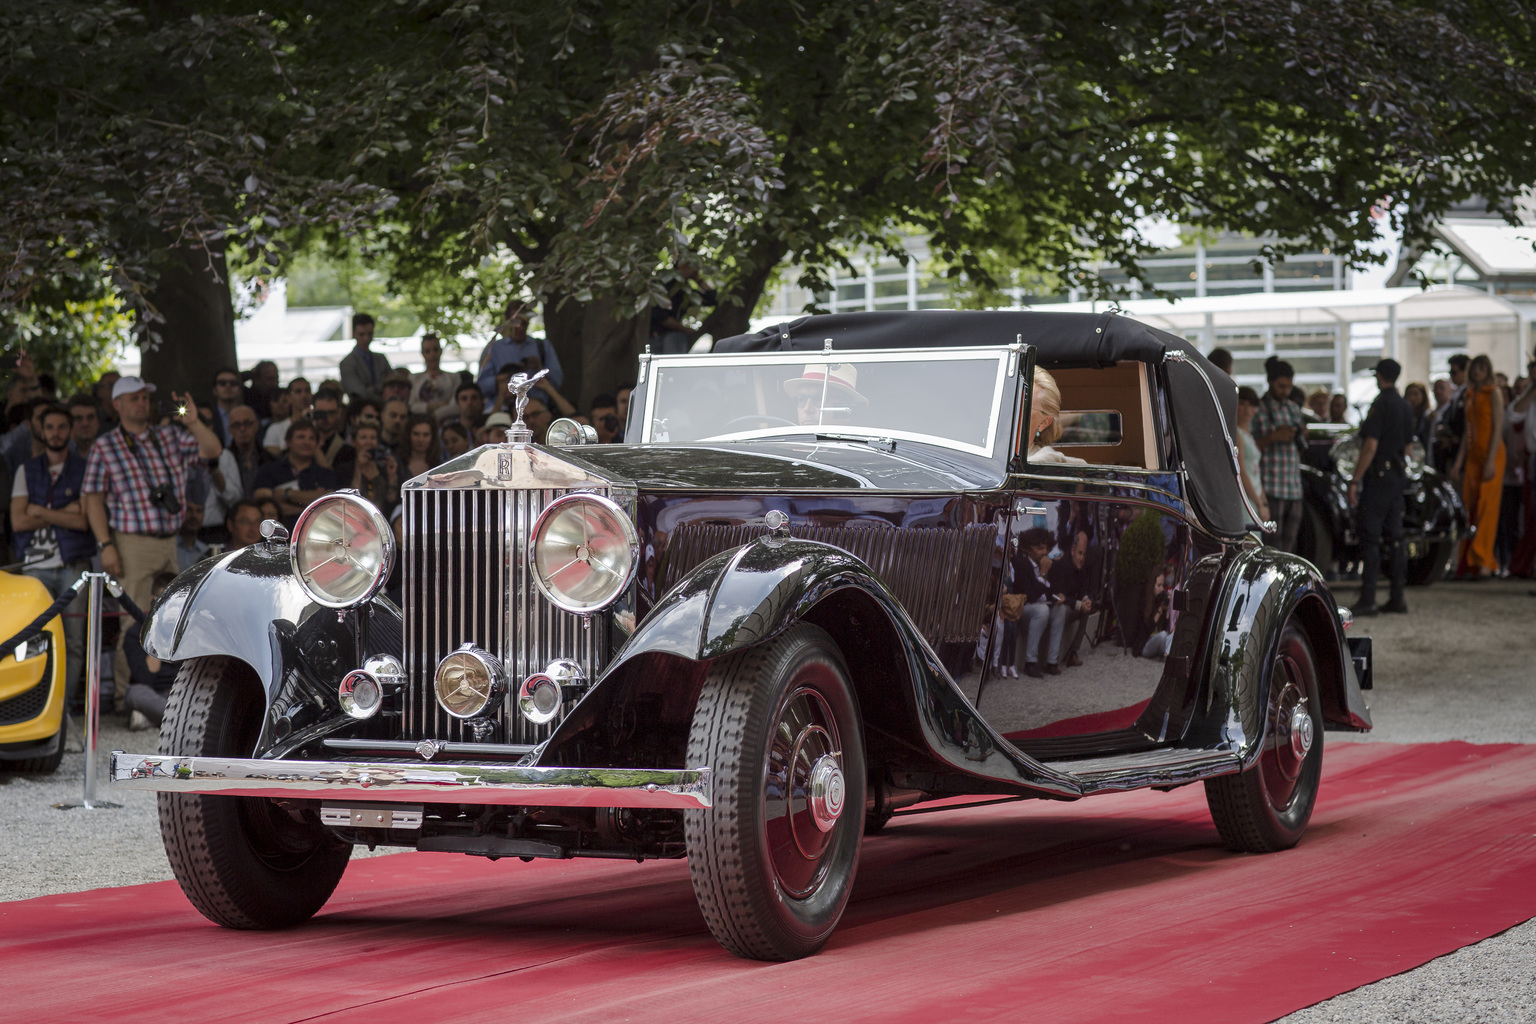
[83,376,223,703]
[1250,358,1308,552]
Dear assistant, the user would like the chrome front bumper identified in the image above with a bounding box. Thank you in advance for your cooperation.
[109,752,711,809]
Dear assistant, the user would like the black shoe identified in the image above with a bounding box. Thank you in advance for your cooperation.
[1045,663,1061,675]
[1024,663,1043,679]
[1382,599,1409,614]
[1350,601,1379,617]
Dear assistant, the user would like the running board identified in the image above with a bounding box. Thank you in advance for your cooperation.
[1041,748,1241,794]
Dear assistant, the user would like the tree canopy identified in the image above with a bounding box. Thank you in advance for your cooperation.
[3,0,1534,400]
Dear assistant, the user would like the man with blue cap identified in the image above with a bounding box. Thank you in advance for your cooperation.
[1348,357,1415,615]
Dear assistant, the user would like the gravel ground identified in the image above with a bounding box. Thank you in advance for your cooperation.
[3,576,1533,1020]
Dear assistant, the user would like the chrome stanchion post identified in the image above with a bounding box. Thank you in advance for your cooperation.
[55,571,121,811]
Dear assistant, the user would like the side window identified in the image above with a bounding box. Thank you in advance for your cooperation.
[1034,362,1160,469]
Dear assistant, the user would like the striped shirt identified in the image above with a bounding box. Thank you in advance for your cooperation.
[1250,394,1307,501]
[82,424,202,535]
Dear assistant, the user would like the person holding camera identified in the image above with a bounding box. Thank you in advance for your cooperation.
[82,376,223,704]
[347,422,399,514]
[589,393,621,444]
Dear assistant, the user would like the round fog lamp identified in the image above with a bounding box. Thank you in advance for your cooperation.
[530,493,638,614]
[434,644,504,719]
[291,492,395,608]
[338,670,383,720]
[518,675,562,725]
[518,659,586,726]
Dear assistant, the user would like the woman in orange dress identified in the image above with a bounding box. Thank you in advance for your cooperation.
[1451,354,1506,577]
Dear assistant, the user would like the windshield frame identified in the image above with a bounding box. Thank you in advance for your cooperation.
[638,345,1017,458]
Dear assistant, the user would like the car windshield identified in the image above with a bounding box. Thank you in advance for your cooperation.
[641,347,1013,457]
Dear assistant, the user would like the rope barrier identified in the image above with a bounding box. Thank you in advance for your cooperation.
[115,588,148,626]
[0,582,82,661]
[1,572,143,660]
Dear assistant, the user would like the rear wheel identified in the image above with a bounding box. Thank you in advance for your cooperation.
[158,657,351,929]
[1204,622,1324,853]
[685,624,865,961]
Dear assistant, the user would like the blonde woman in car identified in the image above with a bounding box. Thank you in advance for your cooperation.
[1028,367,1087,465]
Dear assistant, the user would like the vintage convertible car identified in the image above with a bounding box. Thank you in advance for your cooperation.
[112,310,1372,961]
[0,568,68,773]
[1297,422,1468,585]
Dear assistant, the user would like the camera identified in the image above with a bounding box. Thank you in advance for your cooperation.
[159,397,187,419]
[372,444,392,464]
[149,483,182,517]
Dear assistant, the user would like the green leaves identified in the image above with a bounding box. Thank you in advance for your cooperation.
[2,0,1533,360]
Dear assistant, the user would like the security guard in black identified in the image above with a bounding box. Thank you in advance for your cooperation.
[1348,358,1416,614]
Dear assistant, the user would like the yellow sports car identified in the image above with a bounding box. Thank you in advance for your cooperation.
[0,569,67,773]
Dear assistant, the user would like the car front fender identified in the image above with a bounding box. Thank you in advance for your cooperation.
[144,541,403,757]
[1184,545,1371,765]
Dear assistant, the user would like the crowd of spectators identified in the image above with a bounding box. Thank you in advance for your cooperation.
[1,308,632,728]
[1207,345,1536,583]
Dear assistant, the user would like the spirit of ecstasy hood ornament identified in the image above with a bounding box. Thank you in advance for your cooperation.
[503,368,550,444]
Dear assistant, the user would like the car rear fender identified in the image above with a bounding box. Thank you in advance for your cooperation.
[1184,546,1371,767]
[541,536,1079,798]
[143,542,403,757]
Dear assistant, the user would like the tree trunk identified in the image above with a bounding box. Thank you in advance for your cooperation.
[138,243,237,403]
[543,293,649,412]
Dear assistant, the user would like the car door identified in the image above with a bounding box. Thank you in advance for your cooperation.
[969,361,1221,759]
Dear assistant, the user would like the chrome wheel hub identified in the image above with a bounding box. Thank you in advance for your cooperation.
[808,753,845,833]
[1289,702,1314,760]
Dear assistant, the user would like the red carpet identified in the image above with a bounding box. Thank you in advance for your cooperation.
[6,742,1536,1024]
[1005,697,1151,739]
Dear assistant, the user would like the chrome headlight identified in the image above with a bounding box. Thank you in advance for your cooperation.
[290,492,395,609]
[435,643,504,719]
[529,493,638,614]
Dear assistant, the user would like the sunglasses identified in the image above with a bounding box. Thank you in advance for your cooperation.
[215,378,241,387]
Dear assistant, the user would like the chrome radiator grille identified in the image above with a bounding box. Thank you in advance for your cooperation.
[401,487,605,744]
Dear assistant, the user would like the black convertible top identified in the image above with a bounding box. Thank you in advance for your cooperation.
[715,310,1249,537]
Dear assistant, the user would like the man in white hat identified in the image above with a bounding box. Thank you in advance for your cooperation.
[479,410,514,445]
[82,376,223,705]
[783,363,868,427]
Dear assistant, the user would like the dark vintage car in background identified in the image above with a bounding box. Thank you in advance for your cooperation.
[1298,421,1468,585]
[111,310,1372,961]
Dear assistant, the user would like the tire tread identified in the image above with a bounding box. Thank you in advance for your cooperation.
[158,657,349,929]
[685,624,863,961]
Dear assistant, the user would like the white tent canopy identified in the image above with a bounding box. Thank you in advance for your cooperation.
[1028,285,1517,333]
[1013,285,1523,386]
[1435,220,1536,277]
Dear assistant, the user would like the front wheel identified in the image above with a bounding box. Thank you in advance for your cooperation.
[685,623,865,961]
[158,657,351,929]
[1407,539,1454,586]
[1204,622,1324,853]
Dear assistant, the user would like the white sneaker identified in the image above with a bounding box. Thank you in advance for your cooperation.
[128,710,152,731]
